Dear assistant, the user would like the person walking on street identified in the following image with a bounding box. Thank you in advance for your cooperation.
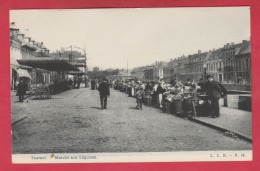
[205,75,227,118]
[16,79,27,102]
[98,78,110,110]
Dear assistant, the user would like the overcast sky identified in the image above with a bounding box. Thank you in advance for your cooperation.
[10,7,250,70]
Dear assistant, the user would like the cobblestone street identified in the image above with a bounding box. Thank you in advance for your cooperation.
[12,88,251,154]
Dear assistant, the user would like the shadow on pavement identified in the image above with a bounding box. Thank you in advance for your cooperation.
[91,106,103,110]
[128,107,138,110]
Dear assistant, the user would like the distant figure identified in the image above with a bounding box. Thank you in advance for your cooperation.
[91,80,96,90]
[109,80,112,88]
[136,86,145,110]
[171,78,183,88]
[77,76,82,89]
[73,76,78,89]
[67,79,73,89]
[170,78,176,86]
[205,75,227,118]
[96,80,101,90]
[151,82,159,107]
[98,78,110,109]
[185,78,192,86]
[157,82,165,108]
[16,79,27,102]
[68,79,73,86]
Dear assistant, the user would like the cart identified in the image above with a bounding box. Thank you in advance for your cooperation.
[34,85,53,99]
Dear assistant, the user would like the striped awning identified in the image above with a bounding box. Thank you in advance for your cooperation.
[17,59,79,71]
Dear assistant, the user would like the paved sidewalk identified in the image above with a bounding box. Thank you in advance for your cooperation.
[11,87,86,125]
[11,90,30,125]
[189,107,252,142]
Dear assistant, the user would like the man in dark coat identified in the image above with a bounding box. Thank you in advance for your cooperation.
[16,79,27,102]
[91,80,96,90]
[98,78,110,109]
[205,75,227,118]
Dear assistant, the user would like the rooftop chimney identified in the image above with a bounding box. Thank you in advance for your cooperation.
[10,22,19,38]
[24,29,30,38]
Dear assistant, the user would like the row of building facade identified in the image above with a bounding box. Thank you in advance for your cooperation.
[10,22,86,90]
[130,40,251,85]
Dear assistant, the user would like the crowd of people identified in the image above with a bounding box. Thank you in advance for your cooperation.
[110,75,227,118]
[16,73,227,119]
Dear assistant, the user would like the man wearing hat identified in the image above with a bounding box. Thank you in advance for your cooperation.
[98,78,110,109]
[205,75,227,118]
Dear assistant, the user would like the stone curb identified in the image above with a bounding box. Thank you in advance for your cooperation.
[189,117,252,143]
[12,115,28,126]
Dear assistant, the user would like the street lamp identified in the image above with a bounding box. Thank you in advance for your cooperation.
[84,53,88,88]
[74,46,88,88]
[203,63,207,80]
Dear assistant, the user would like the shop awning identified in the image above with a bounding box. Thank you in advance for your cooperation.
[68,71,85,76]
[17,68,32,79]
[69,61,86,67]
[17,58,79,71]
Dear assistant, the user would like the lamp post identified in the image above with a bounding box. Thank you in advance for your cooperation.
[203,63,207,80]
[84,53,88,88]
[74,46,88,88]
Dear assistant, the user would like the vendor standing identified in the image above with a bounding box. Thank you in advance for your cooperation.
[205,75,227,118]
[151,82,159,107]
[157,82,166,108]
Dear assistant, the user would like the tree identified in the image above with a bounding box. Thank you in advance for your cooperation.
[93,67,99,72]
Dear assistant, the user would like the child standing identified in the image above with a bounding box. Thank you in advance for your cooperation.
[136,87,145,110]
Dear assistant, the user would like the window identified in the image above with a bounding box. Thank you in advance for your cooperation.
[238,60,241,71]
